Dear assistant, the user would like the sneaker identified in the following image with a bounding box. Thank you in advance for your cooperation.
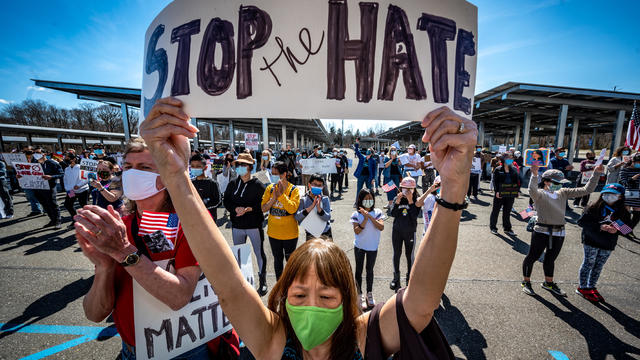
[575,288,599,302]
[366,292,375,308]
[3,214,13,219]
[541,281,567,297]
[383,204,390,209]
[54,222,62,230]
[27,211,43,217]
[504,230,516,236]
[521,281,535,296]
[359,293,367,310]
[592,288,604,302]
[490,229,498,235]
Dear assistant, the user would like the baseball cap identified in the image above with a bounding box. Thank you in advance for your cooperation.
[400,177,417,189]
[541,169,570,184]
[601,183,624,195]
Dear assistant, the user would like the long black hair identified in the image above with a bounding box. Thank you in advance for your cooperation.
[356,188,375,210]
[584,192,630,221]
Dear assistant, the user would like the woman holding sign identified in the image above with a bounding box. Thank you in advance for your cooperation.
[522,162,603,297]
[141,98,476,360]
[74,138,217,359]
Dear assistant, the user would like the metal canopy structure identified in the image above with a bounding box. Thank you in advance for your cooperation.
[378,82,640,162]
[29,79,329,150]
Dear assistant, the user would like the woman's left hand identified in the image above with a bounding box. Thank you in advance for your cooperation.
[74,205,134,262]
[421,107,477,202]
[139,97,199,178]
[594,164,604,173]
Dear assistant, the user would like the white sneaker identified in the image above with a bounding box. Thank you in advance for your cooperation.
[366,292,375,308]
[359,293,367,310]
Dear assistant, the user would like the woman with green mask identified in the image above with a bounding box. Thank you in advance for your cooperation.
[521,162,604,297]
[140,98,476,360]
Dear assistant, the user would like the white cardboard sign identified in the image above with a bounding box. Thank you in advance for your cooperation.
[1,153,27,166]
[300,158,337,174]
[14,162,50,190]
[80,158,99,181]
[134,243,254,360]
[300,208,328,237]
[141,0,477,121]
[245,133,259,151]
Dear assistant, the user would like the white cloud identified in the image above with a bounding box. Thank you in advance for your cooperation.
[26,85,51,92]
[0,99,11,104]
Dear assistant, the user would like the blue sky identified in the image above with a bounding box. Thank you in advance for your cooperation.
[1,0,638,131]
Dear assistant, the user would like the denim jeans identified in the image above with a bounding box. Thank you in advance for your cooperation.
[23,188,42,213]
[121,341,209,360]
[356,176,373,202]
[579,244,612,288]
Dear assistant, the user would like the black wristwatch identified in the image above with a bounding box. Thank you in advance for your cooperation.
[120,250,142,267]
[435,195,468,211]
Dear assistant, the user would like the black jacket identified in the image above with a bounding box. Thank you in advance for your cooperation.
[40,159,64,190]
[223,177,266,229]
[192,178,221,210]
[391,197,421,232]
[577,203,630,251]
[492,165,520,197]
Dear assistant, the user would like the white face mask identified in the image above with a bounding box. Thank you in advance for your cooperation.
[362,199,374,208]
[33,153,44,160]
[122,169,164,200]
[602,193,620,205]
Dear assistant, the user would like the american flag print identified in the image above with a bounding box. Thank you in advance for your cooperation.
[519,207,535,219]
[612,219,633,235]
[625,101,640,151]
[139,211,180,244]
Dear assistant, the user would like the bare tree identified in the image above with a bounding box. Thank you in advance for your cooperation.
[96,105,121,132]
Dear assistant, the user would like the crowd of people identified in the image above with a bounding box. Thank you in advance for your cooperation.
[0,101,638,358]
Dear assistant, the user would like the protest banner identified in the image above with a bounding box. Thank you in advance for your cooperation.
[471,157,481,172]
[141,0,477,121]
[14,163,49,190]
[498,145,507,154]
[134,243,254,360]
[300,158,337,174]
[244,133,259,151]
[1,153,27,166]
[80,158,99,181]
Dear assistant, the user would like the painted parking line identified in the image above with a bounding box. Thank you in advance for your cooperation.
[0,323,119,360]
[548,350,571,360]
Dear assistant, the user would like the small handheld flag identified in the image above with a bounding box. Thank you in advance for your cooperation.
[611,219,633,235]
[382,181,397,193]
[519,206,535,219]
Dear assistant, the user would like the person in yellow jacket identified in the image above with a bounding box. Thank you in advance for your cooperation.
[261,161,301,280]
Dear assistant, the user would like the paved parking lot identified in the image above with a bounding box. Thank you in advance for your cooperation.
[1,174,639,359]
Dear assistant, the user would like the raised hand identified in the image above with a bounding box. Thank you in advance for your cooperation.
[139,97,199,178]
[421,106,477,202]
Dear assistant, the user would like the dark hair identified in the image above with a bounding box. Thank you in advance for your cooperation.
[267,240,360,360]
[272,161,288,175]
[103,156,117,166]
[356,189,375,210]
[301,151,308,157]
[584,193,629,220]
[190,154,204,163]
[309,173,325,185]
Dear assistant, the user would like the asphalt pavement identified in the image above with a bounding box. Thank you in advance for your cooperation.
[1,168,639,359]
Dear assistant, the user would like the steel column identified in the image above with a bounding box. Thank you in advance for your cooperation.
[612,109,626,157]
[555,104,568,148]
[192,118,199,149]
[568,119,579,163]
[229,119,234,149]
[262,118,269,151]
[522,112,531,150]
[120,103,131,142]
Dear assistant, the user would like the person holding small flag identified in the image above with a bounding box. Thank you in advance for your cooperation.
[619,153,640,231]
[575,183,631,302]
[382,145,403,210]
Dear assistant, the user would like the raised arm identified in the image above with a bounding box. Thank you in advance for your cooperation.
[562,165,603,198]
[140,98,284,359]
[372,107,477,355]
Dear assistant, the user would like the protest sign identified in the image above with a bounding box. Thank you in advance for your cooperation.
[134,243,253,360]
[499,183,519,198]
[300,209,327,238]
[14,163,49,190]
[252,169,272,184]
[471,157,481,172]
[141,0,477,121]
[498,145,507,154]
[390,141,401,150]
[1,153,27,166]
[80,158,99,181]
[245,133,259,151]
[300,158,337,174]
[594,148,607,167]
[523,149,550,168]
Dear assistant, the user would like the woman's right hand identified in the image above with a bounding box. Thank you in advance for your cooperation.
[76,232,116,269]
[139,97,199,178]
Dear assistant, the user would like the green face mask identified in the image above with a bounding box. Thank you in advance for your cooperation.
[549,183,563,192]
[285,299,343,351]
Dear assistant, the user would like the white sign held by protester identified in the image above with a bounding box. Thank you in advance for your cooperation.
[594,148,607,167]
[141,0,477,121]
[300,158,337,174]
[300,209,327,238]
[390,141,401,150]
[80,158,99,181]
[498,145,507,154]
[14,163,50,190]
[245,133,259,151]
[1,153,27,166]
[471,157,481,172]
[134,243,254,360]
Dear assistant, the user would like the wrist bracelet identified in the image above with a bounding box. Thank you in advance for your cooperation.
[435,195,468,211]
